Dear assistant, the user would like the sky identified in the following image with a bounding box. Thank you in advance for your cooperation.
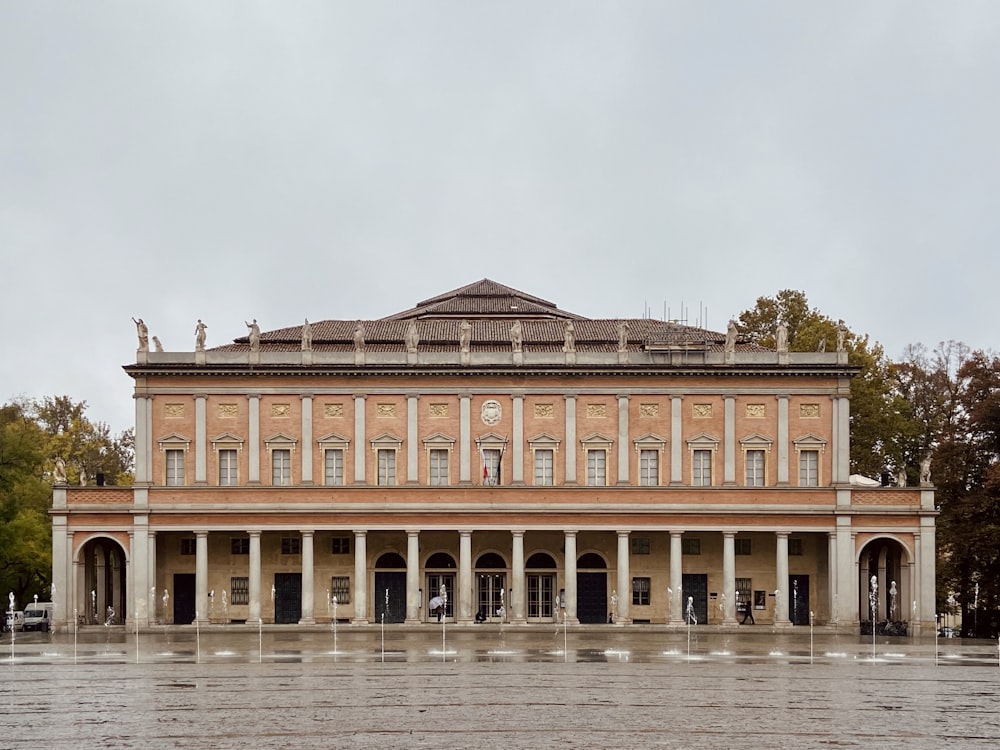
[2,1,998,435]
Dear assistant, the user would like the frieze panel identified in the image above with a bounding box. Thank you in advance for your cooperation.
[429,403,449,418]
[377,403,397,418]
[800,403,821,418]
[745,404,765,418]
[218,403,238,418]
[586,403,607,418]
[164,403,185,418]
[324,403,344,418]
[692,403,713,418]
[639,403,659,418]
[271,403,291,418]
[534,403,554,418]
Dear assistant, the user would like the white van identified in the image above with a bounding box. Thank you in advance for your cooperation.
[22,602,53,632]
[4,610,24,632]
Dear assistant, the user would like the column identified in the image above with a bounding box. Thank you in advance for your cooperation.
[195,395,207,484]
[669,532,683,624]
[617,395,630,484]
[301,395,314,484]
[723,396,736,485]
[353,395,367,484]
[722,532,736,624]
[511,530,526,623]
[248,531,262,625]
[132,516,150,625]
[670,397,683,485]
[407,394,419,483]
[352,531,368,623]
[147,531,158,624]
[835,518,854,624]
[299,531,315,624]
[564,531,579,624]
[248,395,261,483]
[458,530,473,624]
[134,395,149,483]
[195,531,209,624]
[616,531,631,624]
[405,531,420,623]
[51,517,68,629]
[564,395,577,483]
[459,394,471,484]
[776,395,789,484]
[827,532,838,625]
[917,517,936,635]
[775,532,790,625]
[512,393,524,484]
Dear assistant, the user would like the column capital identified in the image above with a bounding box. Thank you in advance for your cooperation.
[723,530,736,539]
[300,393,314,400]
[670,530,684,538]
[353,393,367,401]
[775,531,789,540]
[617,393,631,401]
[617,530,631,538]
[353,529,368,538]
[301,530,314,539]
[511,529,526,538]
[195,530,209,539]
[405,529,420,537]
[247,393,260,400]
[405,392,420,400]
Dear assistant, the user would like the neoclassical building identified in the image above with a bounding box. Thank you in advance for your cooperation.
[51,280,936,633]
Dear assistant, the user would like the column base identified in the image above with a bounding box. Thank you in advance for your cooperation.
[351,618,369,625]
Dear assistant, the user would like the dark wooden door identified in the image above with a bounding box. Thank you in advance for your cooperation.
[373,572,406,623]
[173,573,195,625]
[682,573,708,625]
[274,573,302,624]
[577,572,608,624]
[789,575,810,625]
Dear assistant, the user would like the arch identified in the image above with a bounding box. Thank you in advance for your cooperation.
[475,552,506,569]
[375,552,406,569]
[858,536,912,626]
[78,535,128,626]
[577,552,607,569]
[425,552,456,568]
[525,552,557,569]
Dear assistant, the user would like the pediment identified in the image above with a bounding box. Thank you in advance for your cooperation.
[370,431,403,448]
[264,432,298,446]
[157,432,191,446]
[739,432,773,447]
[422,432,456,445]
[686,432,720,447]
[211,432,245,445]
[475,431,508,445]
[580,432,614,447]
[633,432,667,447]
[793,433,827,449]
[527,432,561,446]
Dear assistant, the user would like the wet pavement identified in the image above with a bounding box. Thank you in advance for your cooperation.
[2,625,999,749]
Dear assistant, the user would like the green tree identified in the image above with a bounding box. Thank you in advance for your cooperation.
[34,395,134,485]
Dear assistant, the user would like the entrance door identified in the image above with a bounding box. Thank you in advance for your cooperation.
[477,573,507,622]
[682,573,708,625]
[527,574,555,621]
[373,571,406,623]
[577,572,608,624]
[789,575,810,625]
[426,573,455,620]
[274,573,302,624]
[173,573,195,625]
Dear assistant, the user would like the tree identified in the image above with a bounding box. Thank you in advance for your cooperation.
[34,395,134,485]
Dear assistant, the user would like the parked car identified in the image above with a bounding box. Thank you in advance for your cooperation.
[22,602,54,632]
[938,626,958,638]
[4,610,25,632]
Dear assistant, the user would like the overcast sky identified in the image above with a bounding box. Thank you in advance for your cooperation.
[2,1,997,435]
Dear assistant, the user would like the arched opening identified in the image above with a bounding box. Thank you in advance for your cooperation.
[577,552,608,624]
[80,537,127,625]
[476,552,507,623]
[425,552,455,621]
[526,552,557,621]
[859,537,911,634]
[374,552,406,623]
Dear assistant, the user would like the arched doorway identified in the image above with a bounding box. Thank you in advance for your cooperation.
[374,552,406,623]
[577,552,608,624]
[80,537,126,625]
[475,552,507,622]
[859,538,911,627]
[425,552,455,621]
[525,552,556,622]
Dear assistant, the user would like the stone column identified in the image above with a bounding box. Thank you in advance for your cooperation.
[195,531,209,624]
[917,517,936,635]
[407,394,419,484]
[835,518,854,624]
[564,395,577,483]
[669,532,684,624]
[195,395,207,484]
[353,395,367,484]
[131,516,150,626]
[564,531,579,624]
[616,531,631,624]
[459,394,471,484]
[827,532,838,625]
[776,395,789,485]
[51,516,68,629]
[458,530,473,624]
[248,395,261,483]
[300,395,313,484]
[352,531,368,624]
[723,396,736,485]
[147,531,158,624]
[722,532,736,624]
[299,531,315,624]
[617,395,630,484]
[775,532,790,625]
[670,396,683,485]
[512,393,524,484]
[405,531,420,623]
[248,530,262,625]
[511,530,526,623]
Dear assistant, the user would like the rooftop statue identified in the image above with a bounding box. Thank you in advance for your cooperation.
[510,320,523,353]
[301,319,312,351]
[194,320,207,351]
[132,317,148,352]
[245,319,260,351]
[405,320,419,353]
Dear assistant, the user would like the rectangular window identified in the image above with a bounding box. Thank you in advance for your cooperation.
[166,449,185,486]
[586,449,606,486]
[632,577,651,606]
[482,448,501,486]
[681,538,701,555]
[377,449,396,486]
[735,577,752,605]
[534,449,554,486]
[330,575,350,605]
[693,450,712,486]
[429,449,449,486]
[219,449,238,486]
[639,449,659,486]
[230,576,249,606]
[324,449,344,486]
[788,538,804,556]
[745,449,765,486]
[331,537,351,555]
[231,537,249,555]
[272,449,291,486]
[799,450,819,486]
[631,537,651,555]
[735,538,752,555]
[180,538,196,555]
[280,536,301,555]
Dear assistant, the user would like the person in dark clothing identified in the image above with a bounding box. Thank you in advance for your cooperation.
[740,599,755,625]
